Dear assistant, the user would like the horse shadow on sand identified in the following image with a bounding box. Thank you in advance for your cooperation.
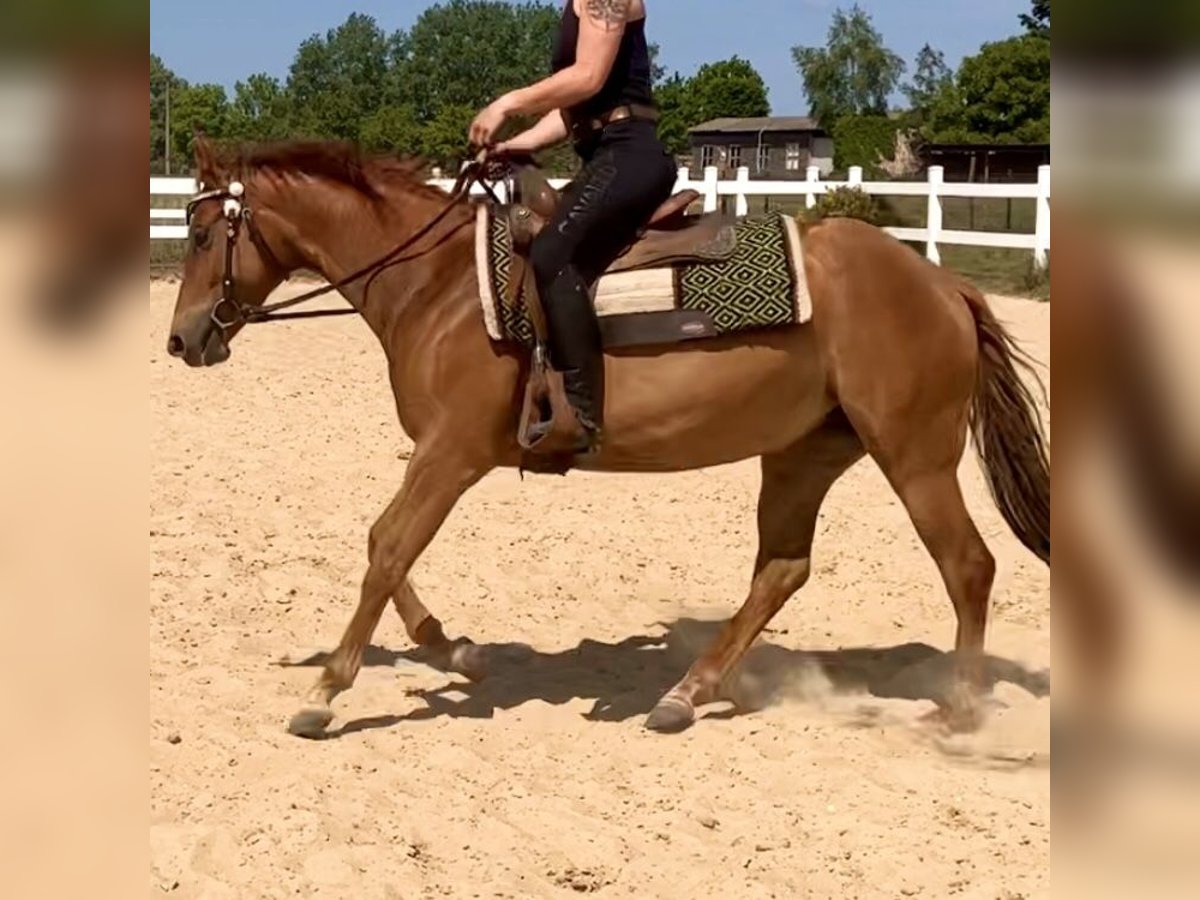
[280,617,1050,739]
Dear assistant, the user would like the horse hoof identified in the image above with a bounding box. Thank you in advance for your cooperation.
[921,695,986,735]
[450,641,489,683]
[944,703,984,734]
[288,705,334,739]
[645,695,695,733]
[944,684,987,733]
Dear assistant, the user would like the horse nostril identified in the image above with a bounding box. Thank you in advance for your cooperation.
[167,335,186,357]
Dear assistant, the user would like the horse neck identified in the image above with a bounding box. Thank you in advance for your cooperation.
[271,177,469,342]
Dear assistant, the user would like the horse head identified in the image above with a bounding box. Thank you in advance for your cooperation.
[167,136,295,366]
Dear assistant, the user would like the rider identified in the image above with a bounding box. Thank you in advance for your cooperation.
[469,0,676,451]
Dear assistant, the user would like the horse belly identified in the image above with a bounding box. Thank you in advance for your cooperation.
[587,326,832,473]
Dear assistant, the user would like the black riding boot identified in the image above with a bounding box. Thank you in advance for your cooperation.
[544,267,605,449]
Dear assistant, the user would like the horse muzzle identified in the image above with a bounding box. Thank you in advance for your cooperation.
[167,314,231,367]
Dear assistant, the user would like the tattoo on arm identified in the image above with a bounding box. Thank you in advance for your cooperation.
[585,0,631,31]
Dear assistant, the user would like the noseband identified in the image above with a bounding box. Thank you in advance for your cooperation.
[184,158,499,334]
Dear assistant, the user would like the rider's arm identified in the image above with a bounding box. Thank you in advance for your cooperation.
[497,1,629,118]
[498,111,570,154]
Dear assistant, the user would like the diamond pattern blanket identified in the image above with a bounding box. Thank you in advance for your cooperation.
[474,205,812,347]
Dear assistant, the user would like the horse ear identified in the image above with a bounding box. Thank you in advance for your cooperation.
[192,130,221,186]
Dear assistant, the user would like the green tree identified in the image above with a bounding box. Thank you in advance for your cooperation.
[418,104,478,170]
[792,4,905,124]
[903,44,951,128]
[647,42,666,85]
[359,104,423,155]
[654,73,692,156]
[830,115,898,173]
[924,34,1050,143]
[683,57,770,124]
[653,58,770,157]
[150,54,176,173]
[1020,0,1050,36]
[286,12,391,140]
[391,1,559,120]
[169,83,229,172]
[226,74,292,141]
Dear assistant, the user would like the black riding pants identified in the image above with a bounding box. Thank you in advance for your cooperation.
[527,120,677,404]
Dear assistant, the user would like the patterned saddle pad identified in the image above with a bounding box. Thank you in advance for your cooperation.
[474,205,813,348]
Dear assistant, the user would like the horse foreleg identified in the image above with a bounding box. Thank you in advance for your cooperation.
[288,446,489,738]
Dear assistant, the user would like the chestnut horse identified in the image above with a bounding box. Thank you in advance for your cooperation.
[167,139,1049,739]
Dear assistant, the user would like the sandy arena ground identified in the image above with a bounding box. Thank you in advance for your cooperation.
[150,279,1050,899]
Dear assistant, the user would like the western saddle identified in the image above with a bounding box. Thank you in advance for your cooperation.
[492,159,739,464]
[505,164,736,279]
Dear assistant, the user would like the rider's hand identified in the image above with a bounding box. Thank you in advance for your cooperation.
[469,97,512,149]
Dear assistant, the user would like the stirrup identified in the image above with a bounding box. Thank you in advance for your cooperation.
[517,350,598,456]
[526,411,600,455]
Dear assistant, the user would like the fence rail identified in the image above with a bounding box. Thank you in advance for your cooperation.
[151,164,1050,268]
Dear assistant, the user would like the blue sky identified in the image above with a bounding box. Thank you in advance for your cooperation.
[150,0,1030,115]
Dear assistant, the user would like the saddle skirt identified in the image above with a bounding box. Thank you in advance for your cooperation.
[474,204,814,350]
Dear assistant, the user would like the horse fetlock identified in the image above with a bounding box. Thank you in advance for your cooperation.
[412,615,448,647]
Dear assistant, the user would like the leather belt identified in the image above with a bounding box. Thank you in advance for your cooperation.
[569,103,660,142]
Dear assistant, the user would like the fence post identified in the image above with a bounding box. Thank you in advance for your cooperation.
[734,166,750,217]
[926,165,943,266]
[848,165,863,187]
[675,165,691,193]
[702,166,719,213]
[1034,164,1050,269]
[805,165,820,209]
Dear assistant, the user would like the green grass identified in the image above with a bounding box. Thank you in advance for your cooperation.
[939,247,1049,300]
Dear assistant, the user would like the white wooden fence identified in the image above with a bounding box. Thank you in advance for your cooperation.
[151,163,1050,268]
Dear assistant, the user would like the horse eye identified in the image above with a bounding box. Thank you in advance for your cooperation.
[190,226,211,252]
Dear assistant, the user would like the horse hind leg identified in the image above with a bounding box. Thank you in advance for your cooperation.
[646,417,864,732]
[890,467,995,731]
[849,396,995,730]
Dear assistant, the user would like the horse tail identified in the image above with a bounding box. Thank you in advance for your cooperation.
[960,284,1051,564]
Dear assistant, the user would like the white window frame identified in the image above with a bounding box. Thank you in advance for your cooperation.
[700,145,715,169]
[785,142,802,171]
[728,145,743,170]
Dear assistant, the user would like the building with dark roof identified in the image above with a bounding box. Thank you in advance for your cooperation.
[918,143,1050,183]
[687,117,834,179]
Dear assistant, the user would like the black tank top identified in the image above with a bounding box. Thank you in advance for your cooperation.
[550,2,655,120]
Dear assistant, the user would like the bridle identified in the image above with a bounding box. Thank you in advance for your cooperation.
[184,156,501,335]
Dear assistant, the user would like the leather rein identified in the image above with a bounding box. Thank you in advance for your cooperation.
[184,157,500,333]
